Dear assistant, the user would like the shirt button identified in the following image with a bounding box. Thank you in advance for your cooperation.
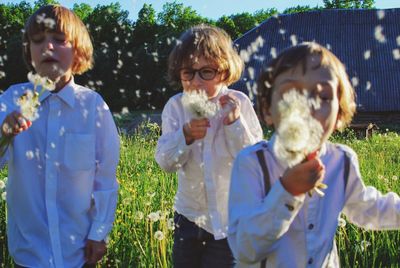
[308,258,313,264]
[285,204,294,211]
[308,223,314,230]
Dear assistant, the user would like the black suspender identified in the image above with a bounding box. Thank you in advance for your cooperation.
[255,147,351,268]
[256,149,270,268]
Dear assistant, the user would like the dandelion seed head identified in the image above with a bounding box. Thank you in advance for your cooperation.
[154,230,164,240]
[181,90,219,119]
[374,25,386,43]
[1,191,6,200]
[338,217,346,228]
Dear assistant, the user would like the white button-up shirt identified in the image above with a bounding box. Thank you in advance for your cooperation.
[0,79,120,268]
[155,87,263,239]
[229,135,400,267]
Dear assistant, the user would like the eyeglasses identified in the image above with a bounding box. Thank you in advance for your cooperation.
[179,67,219,81]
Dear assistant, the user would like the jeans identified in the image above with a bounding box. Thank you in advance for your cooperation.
[173,212,235,268]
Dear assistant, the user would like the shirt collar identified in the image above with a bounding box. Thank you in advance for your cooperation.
[39,77,76,108]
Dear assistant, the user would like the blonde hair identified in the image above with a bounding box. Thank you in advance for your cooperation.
[23,5,93,75]
[257,42,356,130]
[168,24,244,87]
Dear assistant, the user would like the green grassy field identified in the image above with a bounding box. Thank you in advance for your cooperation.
[1,123,400,267]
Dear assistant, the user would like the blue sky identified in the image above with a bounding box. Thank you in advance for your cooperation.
[1,0,399,21]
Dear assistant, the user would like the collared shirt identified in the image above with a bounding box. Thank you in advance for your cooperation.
[0,78,120,268]
[228,135,400,267]
[155,87,263,239]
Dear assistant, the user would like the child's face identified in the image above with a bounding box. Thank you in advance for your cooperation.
[30,31,74,83]
[180,56,225,99]
[266,54,340,144]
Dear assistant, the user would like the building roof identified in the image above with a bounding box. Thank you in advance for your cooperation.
[233,8,400,112]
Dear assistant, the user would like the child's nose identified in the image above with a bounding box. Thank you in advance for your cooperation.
[191,72,203,86]
[45,39,55,50]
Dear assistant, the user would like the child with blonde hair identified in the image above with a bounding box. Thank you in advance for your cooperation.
[155,24,263,267]
[0,5,119,267]
[228,42,400,267]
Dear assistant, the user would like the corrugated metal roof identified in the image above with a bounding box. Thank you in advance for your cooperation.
[233,9,400,112]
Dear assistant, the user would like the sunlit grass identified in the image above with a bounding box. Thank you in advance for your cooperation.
[0,125,400,267]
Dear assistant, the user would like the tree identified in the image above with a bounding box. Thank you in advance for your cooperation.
[33,0,59,9]
[283,5,317,14]
[72,3,92,21]
[323,0,375,9]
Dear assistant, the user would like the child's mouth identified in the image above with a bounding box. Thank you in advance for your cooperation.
[42,58,57,63]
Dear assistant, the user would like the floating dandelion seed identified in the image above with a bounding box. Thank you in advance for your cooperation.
[374,25,386,43]
[364,50,371,60]
[397,36,400,46]
[366,81,372,91]
[392,49,400,60]
[290,35,298,46]
[181,90,219,119]
[270,47,277,58]
[377,10,385,20]
[351,77,359,87]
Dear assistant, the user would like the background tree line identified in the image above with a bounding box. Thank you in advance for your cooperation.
[0,0,374,112]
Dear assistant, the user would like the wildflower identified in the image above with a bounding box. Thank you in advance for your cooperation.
[0,180,5,190]
[147,211,160,222]
[392,175,398,181]
[167,218,175,230]
[181,90,219,119]
[338,217,346,228]
[360,240,371,251]
[154,230,164,241]
[136,211,144,221]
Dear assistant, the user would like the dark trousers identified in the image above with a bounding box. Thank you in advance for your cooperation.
[173,212,235,268]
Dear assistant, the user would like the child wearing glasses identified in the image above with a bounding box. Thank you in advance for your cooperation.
[155,24,263,267]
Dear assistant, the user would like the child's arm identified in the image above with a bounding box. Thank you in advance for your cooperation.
[155,98,195,172]
[342,150,400,229]
[228,149,323,263]
[220,91,263,157]
[86,97,120,250]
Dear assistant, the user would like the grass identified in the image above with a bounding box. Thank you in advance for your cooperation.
[0,124,400,267]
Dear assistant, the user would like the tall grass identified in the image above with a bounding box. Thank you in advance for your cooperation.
[0,125,400,267]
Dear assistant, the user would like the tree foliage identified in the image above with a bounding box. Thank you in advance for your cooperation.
[0,0,375,112]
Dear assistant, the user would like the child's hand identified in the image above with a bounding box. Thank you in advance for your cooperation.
[280,158,325,196]
[1,111,32,137]
[219,93,240,125]
[183,118,210,145]
[84,239,107,265]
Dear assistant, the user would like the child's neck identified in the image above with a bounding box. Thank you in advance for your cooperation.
[53,75,72,93]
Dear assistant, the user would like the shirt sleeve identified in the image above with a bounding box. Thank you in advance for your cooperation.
[0,87,18,167]
[88,96,120,241]
[342,150,400,230]
[228,149,305,264]
[223,92,263,157]
[155,98,193,173]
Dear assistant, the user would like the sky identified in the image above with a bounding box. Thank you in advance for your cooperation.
[0,0,399,21]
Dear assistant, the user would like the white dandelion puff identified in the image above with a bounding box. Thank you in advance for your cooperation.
[338,217,346,228]
[181,90,219,119]
[154,230,165,241]
[274,90,323,168]
[147,211,160,222]
[374,25,386,43]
